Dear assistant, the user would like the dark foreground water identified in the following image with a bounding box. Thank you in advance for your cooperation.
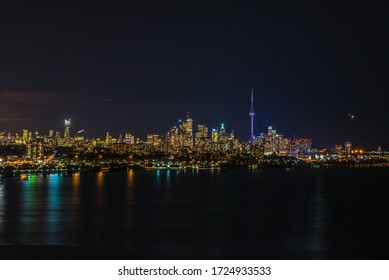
[0,168,388,259]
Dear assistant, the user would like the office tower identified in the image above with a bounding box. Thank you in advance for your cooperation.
[124,133,135,145]
[22,129,30,144]
[168,126,179,154]
[345,141,352,156]
[147,134,160,145]
[147,134,161,151]
[335,145,343,156]
[249,89,255,144]
[290,138,312,157]
[219,123,225,135]
[195,124,208,141]
[64,118,71,144]
[195,124,208,149]
[211,128,219,143]
[105,132,111,146]
[180,112,193,149]
[26,138,44,160]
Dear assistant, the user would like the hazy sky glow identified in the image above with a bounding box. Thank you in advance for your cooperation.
[0,1,388,149]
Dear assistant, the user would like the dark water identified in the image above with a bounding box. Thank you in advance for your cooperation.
[0,168,388,259]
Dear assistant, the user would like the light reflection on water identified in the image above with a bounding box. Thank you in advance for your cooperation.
[0,179,4,242]
[0,169,387,259]
[46,174,61,244]
[127,170,134,187]
[123,170,136,247]
[308,174,327,253]
[21,175,39,243]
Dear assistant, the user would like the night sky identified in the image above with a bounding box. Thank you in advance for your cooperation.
[0,1,388,149]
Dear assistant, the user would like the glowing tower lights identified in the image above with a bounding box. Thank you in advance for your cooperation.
[249,89,255,145]
[64,118,71,145]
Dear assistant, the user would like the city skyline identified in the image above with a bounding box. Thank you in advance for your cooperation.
[0,2,388,149]
[0,90,385,151]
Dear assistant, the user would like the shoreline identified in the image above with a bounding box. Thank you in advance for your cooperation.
[1,163,389,179]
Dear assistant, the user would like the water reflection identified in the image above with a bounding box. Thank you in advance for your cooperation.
[94,172,104,241]
[155,169,161,186]
[1,169,383,259]
[127,169,134,187]
[0,179,4,242]
[46,174,61,244]
[71,173,80,207]
[123,170,136,247]
[21,175,39,242]
[72,173,80,188]
[97,171,104,188]
[308,174,327,253]
[166,169,171,186]
[70,173,80,237]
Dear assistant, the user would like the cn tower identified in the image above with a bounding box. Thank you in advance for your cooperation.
[249,89,255,144]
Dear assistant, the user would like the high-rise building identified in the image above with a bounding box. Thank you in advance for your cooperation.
[335,145,343,156]
[147,134,162,151]
[249,89,255,144]
[290,138,312,157]
[22,129,30,144]
[124,133,135,145]
[211,128,219,143]
[345,141,352,156]
[219,123,226,135]
[26,138,44,160]
[168,126,179,154]
[195,124,208,149]
[105,132,111,146]
[180,112,193,149]
[64,118,71,144]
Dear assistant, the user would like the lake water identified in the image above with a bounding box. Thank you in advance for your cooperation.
[0,168,388,259]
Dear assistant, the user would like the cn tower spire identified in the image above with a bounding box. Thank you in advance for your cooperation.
[250,89,254,111]
[249,89,255,144]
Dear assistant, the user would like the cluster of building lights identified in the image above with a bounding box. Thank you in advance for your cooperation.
[0,94,386,167]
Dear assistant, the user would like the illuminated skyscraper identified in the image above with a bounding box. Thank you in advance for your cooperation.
[22,129,30,144]
[220,123,225,135]
[105,132,111,146]
[180,112,193,149]
[195,124,208,149]
[345,141,352,156]
[211,128,219,143]
[64,118,71,144]
[168,126,179,154]
[124,133,135,145]
[249,89,255,144]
